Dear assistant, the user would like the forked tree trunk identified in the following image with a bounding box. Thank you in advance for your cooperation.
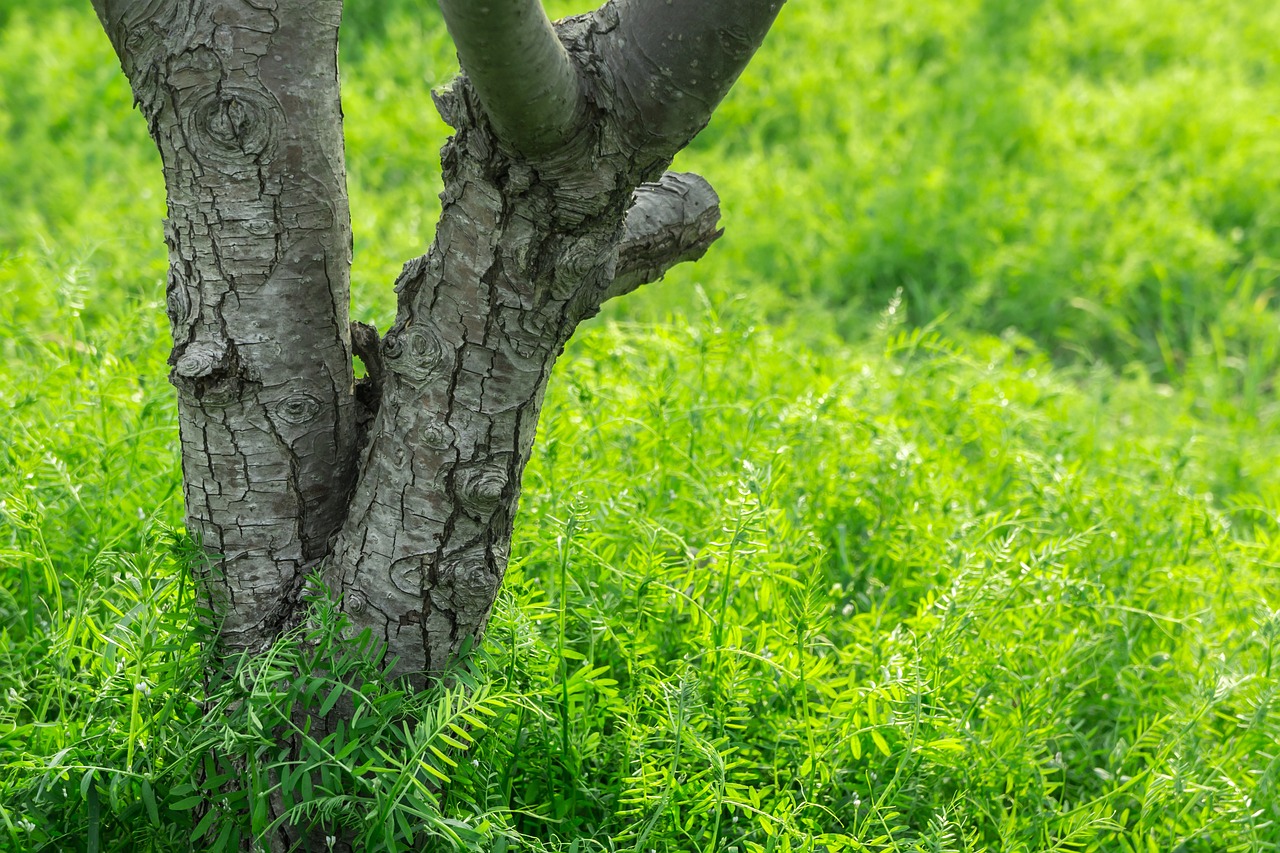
[91,0,783,686]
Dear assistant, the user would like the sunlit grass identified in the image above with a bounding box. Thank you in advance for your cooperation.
[2,1,1279,850]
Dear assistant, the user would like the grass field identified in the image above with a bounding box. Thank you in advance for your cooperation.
[2,1,1280,850]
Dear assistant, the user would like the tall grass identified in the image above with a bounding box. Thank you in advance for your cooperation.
[2,1,1279,850]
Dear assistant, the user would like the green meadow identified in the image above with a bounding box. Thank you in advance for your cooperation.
[3,0,1280,850]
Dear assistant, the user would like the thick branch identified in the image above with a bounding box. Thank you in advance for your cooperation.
[329,17,781,688]
[437,0,582,156]
[601,0,786,154]
[605,171,723,303]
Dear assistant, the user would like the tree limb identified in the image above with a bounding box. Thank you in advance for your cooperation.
[436,0,583,157]
[350,322,384,392]
[604,171,723,303]
[601,0,787,155]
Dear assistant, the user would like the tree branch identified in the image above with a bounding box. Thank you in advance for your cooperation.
[604,171,723,303]
[601,0,787,155]
[436,0,583,157]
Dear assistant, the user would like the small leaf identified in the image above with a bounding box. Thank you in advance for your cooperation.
[335,738,362,762]
[428,744,458,768]
[419,760,451,784]
[141,779,159,825]
[212,819,235,853]
[191,808,218,842]
[396,807,416,843]
[459,713,489,729]
[319,684,344,717]
[438,733,469,751]
[920,737,965,753]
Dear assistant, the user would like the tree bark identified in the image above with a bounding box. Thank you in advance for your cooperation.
[91,0,357,653]
[94,0,784,681]
[323,3,773,684]
[436,0,582,157]
[602,0,786,154]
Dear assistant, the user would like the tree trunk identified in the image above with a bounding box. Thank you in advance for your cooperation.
[93,0,782,843]
[94,0,780,684]
[92,0,358,653]
[323,16,723,681]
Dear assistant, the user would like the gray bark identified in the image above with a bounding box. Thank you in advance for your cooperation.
[94,0,784,681]
[92,0,357,652]
[602,0,786,153]
[436,0,582,157]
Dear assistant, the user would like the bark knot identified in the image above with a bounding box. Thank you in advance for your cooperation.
[273,392,323,425]
[456,460,511,519]
[174,340,229,379]
[171,339,244,409]
[185,85,282,171]
[382,324,447,386]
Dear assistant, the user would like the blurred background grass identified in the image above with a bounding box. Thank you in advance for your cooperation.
[5,0,1279,371]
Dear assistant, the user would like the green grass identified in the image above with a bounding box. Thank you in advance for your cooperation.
[2,1,1280,850]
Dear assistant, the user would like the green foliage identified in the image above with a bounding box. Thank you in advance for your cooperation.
[664,0,1280,377]
[164,590,513,852]
[2,0,1280,851]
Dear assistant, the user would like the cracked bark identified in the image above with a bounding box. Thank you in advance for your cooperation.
[92,0,356,653]
[97,0,783,756]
